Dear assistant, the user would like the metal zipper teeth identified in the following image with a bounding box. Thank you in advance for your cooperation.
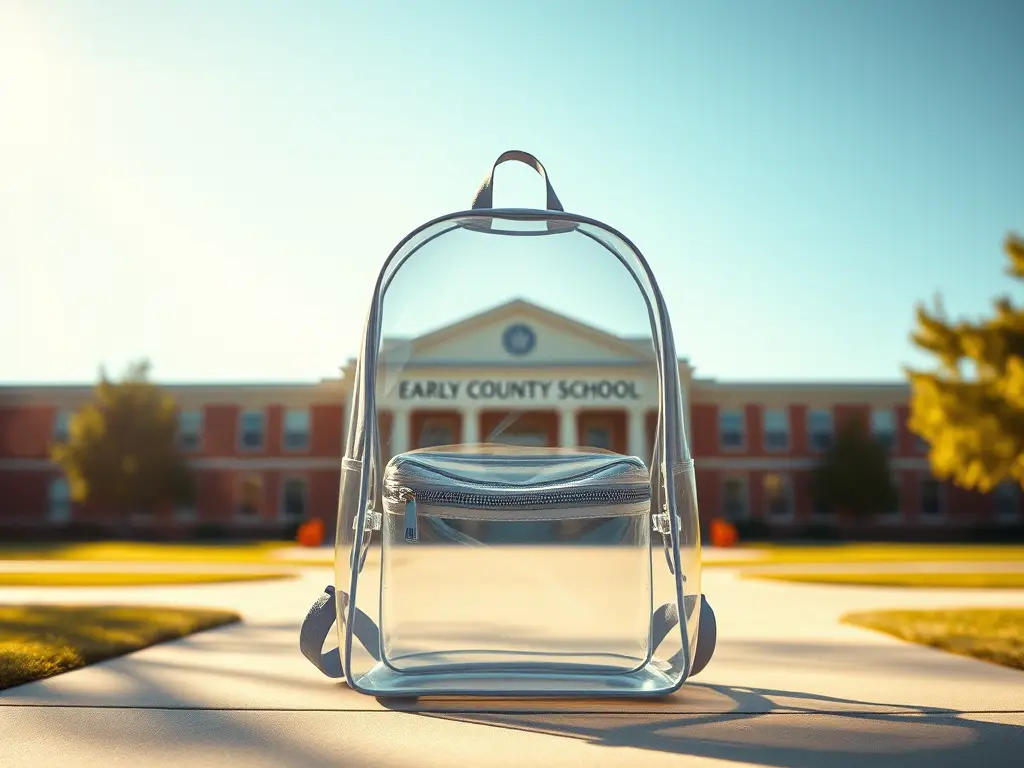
[389,461,648,489]
[385,486,651,510]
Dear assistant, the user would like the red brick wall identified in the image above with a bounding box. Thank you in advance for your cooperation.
[266,406,283,455]
[694,469,720,527]
[203,405,237,456]
[690,403,717,456]
[0,471,50,523]
[310,469,342,521]
[311,404,343,455]
[196,469,235,522]
[834,404,868,431]
[789,405,808,454]
[895,404,919,456]
[0,406,55,458]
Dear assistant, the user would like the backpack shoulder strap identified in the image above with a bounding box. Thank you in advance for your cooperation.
[299,584,383,679]
[298,585,345,678]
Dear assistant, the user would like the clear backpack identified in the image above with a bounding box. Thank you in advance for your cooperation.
[299,151,716,698]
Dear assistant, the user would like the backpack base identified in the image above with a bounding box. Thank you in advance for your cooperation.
[352,659,680,699]
[343,594,716,699]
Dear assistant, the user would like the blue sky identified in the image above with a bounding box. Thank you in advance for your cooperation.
[2,0,1021,384]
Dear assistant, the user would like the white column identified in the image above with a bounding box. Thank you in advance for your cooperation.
[463,407,480,445]
[628,406,648,462]
[391,408,409,455]
[559,408,578,448]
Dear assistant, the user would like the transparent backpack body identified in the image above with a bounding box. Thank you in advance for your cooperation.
[333,152,707,698]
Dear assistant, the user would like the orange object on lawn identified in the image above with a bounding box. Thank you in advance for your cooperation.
[297,519,325,547]
[709,518,738,548]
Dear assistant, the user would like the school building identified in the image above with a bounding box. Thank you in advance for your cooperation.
[0,299,1020,540]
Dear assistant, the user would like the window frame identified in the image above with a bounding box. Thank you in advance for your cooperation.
[718,408,746,452]
[807,408,834,453]
[177,410,203,453]
[279,475,310,523]
[762,408,790,452]
[720,474,750,521]
[238,409,266,452]
[47,476,72,524]
[762,472,794,523]
[282,408,311,453]
[52,409,72,443]
[583,424,614,451]
[870,408,896,451]
[236,472,264,519]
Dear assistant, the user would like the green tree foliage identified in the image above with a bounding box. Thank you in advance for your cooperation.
[811,418,898,518]
[50,360,195,518]
[906,234,1024,492]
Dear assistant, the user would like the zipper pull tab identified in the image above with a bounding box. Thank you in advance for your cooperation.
[401,487,418,543]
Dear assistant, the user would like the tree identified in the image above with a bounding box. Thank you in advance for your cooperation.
[810,419,898,519]
[906,234,1024,493]
[50,360,195,527]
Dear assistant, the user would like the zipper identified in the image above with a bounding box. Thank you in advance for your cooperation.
[388,456,647,490]
[389,483,651,545]
[399,486,418,542]
[387,484,650,513]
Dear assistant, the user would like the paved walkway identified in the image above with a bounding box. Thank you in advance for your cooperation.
[1,560,1022,766]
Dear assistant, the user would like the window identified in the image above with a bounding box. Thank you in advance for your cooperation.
[880,472,902,521]
[48,477,71,523]
[419,418,456,449]
[53,409,72,443]
[283,409,310,451]
[584,425,613,451]
[763,473,793,520]
[914,434,930,453]
[870,408,895,451]
[500,432,549,447]
[919,477,943,519]
[718,409,745,451]
[237,473,263,517]
[281,477,308,521]
[177,410,202,452]
[239,409,265,451]
[721,476,749,521]
[174,505,197,523]
[994,482,1020,523]
[763,409,789,451]
[807,409,833,452]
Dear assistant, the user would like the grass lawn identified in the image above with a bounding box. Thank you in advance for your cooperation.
[744,571,1024,589]
[842,608,1024,671]
[0,571,293,588]
[0,541,294,563]
[708,543,1024,568]
[3,540,1023,569]
[0,604,240,690]
[0,541,331,567]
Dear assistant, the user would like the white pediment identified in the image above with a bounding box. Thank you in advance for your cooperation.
[383,300,653,367]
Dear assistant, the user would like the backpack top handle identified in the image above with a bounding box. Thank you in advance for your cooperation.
[471,150,565,213]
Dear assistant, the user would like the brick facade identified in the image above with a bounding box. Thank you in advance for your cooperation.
[1,302,1020,541]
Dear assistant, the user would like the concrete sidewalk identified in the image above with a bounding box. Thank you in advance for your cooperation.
[1,566,1022,766]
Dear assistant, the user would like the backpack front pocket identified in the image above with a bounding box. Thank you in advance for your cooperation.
[378,450,655,674]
